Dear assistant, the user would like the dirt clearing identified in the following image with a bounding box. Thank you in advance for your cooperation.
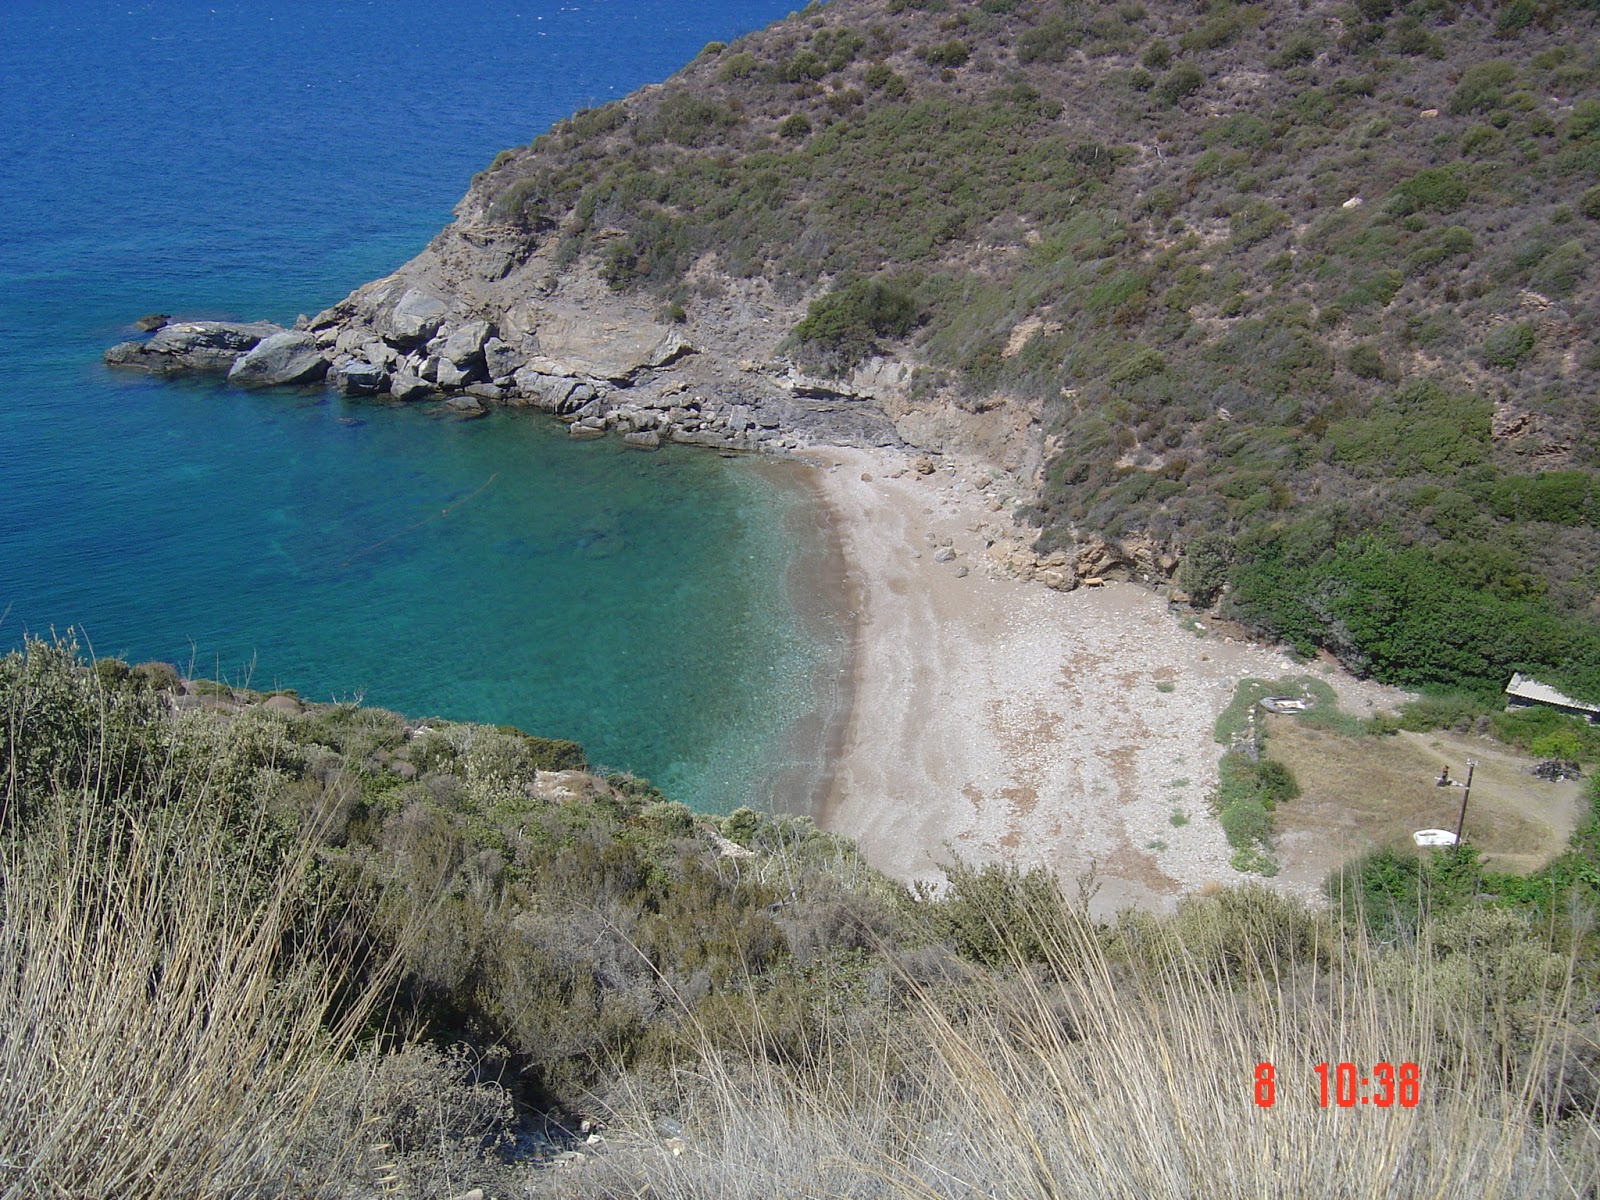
[1270,720,1587,890]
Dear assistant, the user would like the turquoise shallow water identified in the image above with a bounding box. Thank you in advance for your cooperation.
[0,0,837,812]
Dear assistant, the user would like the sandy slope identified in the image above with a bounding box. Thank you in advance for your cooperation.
[803,445,1406,917]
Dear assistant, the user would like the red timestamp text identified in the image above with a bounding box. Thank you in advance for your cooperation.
[1253,1062,1421,1108]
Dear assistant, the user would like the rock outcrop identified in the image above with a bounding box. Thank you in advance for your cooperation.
[105,320,287,373]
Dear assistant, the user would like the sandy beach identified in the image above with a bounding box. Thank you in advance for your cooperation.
[802,445,1407,916]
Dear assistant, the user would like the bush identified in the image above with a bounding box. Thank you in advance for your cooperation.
[1155,63,1205,106]
[1450,61,1518,115]
[1179,531,1233,606]
[779,113,813,139]
[1480,321,1537,368]
[792,277,920,370]
[920,39,970,68]
[1346,342,1393,381]
[1388,167,1469,215]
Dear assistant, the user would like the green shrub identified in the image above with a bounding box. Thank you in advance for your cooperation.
[1346,342,1393,380]
[1017,16,1083,64]
[1480,321,1536,368]
[1450,61,1518,115]
[1219,795,1272,847]
[779,112,813,139]
[1142,40,1172,69]
[1155,63,1206,106]
[1579,185,1600,219]
[1181,11,1244,53]
[1179,531,1234,606]
[1108,346,1166,385]
[719,51,760,81]
[792,277,920,370]
[1570,99,1600,141]
[1388,167,1469,214]
[920,39,970,68]
[1271,32,1320,69]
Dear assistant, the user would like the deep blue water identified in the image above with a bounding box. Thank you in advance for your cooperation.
[0,0,839,813]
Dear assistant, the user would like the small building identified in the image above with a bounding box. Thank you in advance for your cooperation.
[1504,673,1600,723]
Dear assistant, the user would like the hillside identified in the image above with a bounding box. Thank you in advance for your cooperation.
[106,0,1600,698]
[6,636,1600,1196]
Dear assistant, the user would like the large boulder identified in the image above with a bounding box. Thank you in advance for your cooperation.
[440,319,492,366]
[331,359,386,395]
[227,331,328,387]
[390,366,435,401]
[530,312,694,382]
[383,288,449,347]
[483,336,526,380]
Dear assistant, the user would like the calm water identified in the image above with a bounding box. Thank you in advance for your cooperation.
[0,0,839,812]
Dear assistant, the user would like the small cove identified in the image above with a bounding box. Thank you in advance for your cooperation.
[0,0,834,814]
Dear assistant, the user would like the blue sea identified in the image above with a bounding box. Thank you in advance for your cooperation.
[0,0,842,813]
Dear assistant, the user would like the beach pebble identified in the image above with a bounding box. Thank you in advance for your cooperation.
[861,472,873,482]
[934,546,956,563]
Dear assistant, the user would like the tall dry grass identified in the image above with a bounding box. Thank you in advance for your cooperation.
[0,766,404,1197]
[552,887,1600,1200]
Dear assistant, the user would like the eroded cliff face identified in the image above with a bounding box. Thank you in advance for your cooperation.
[292,191,1051,487]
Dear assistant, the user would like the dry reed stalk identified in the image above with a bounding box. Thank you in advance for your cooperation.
[0,757,407,1199]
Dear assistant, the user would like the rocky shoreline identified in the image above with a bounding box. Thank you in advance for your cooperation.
[104,299,1177,592]
[104,284,909,454]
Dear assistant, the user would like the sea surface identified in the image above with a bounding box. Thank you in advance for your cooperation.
[0,0,841,813]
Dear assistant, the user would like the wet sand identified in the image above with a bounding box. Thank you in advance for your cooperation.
[800,445,1407,918]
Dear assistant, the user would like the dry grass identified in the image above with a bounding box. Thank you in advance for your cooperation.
[0,777,406,1198]
[544,889,1600,1200]
[1270,719,1588,882]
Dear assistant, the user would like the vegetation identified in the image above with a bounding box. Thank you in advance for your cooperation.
[470,0,1600,704]
[5,639,1600,1196]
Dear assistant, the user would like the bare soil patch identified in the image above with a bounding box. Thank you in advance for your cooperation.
[1270,721,1586,890]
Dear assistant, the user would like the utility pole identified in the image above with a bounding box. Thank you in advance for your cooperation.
[1452,759,1476,856]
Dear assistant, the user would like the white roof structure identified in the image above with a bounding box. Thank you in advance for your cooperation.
[1505,673,1600,717]
[1413,829,1458,848]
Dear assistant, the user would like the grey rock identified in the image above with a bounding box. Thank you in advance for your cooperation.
[419,354,440,383]
[568,423,607,440]
[445,396,488,419]
[933,546,957,564]
[670,428,736,448]
[441,319,492,366]
[728,404,753,432]
[227,331,328,388]
[483,336,526,380]
[465,383,504,402]
[390,368,435,401]
[513,368,583,412]
[135,313,170,332]
[435,357,482,389]
[106,319,287,373]
[332,359,386,395]
[384,287,449,346]
[623,430,661,450]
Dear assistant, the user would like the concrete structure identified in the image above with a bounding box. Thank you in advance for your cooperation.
[1504,673,1600,723]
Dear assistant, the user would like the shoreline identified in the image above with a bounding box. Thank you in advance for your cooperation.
[754,454,862,823]
[798,444,1408,916]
